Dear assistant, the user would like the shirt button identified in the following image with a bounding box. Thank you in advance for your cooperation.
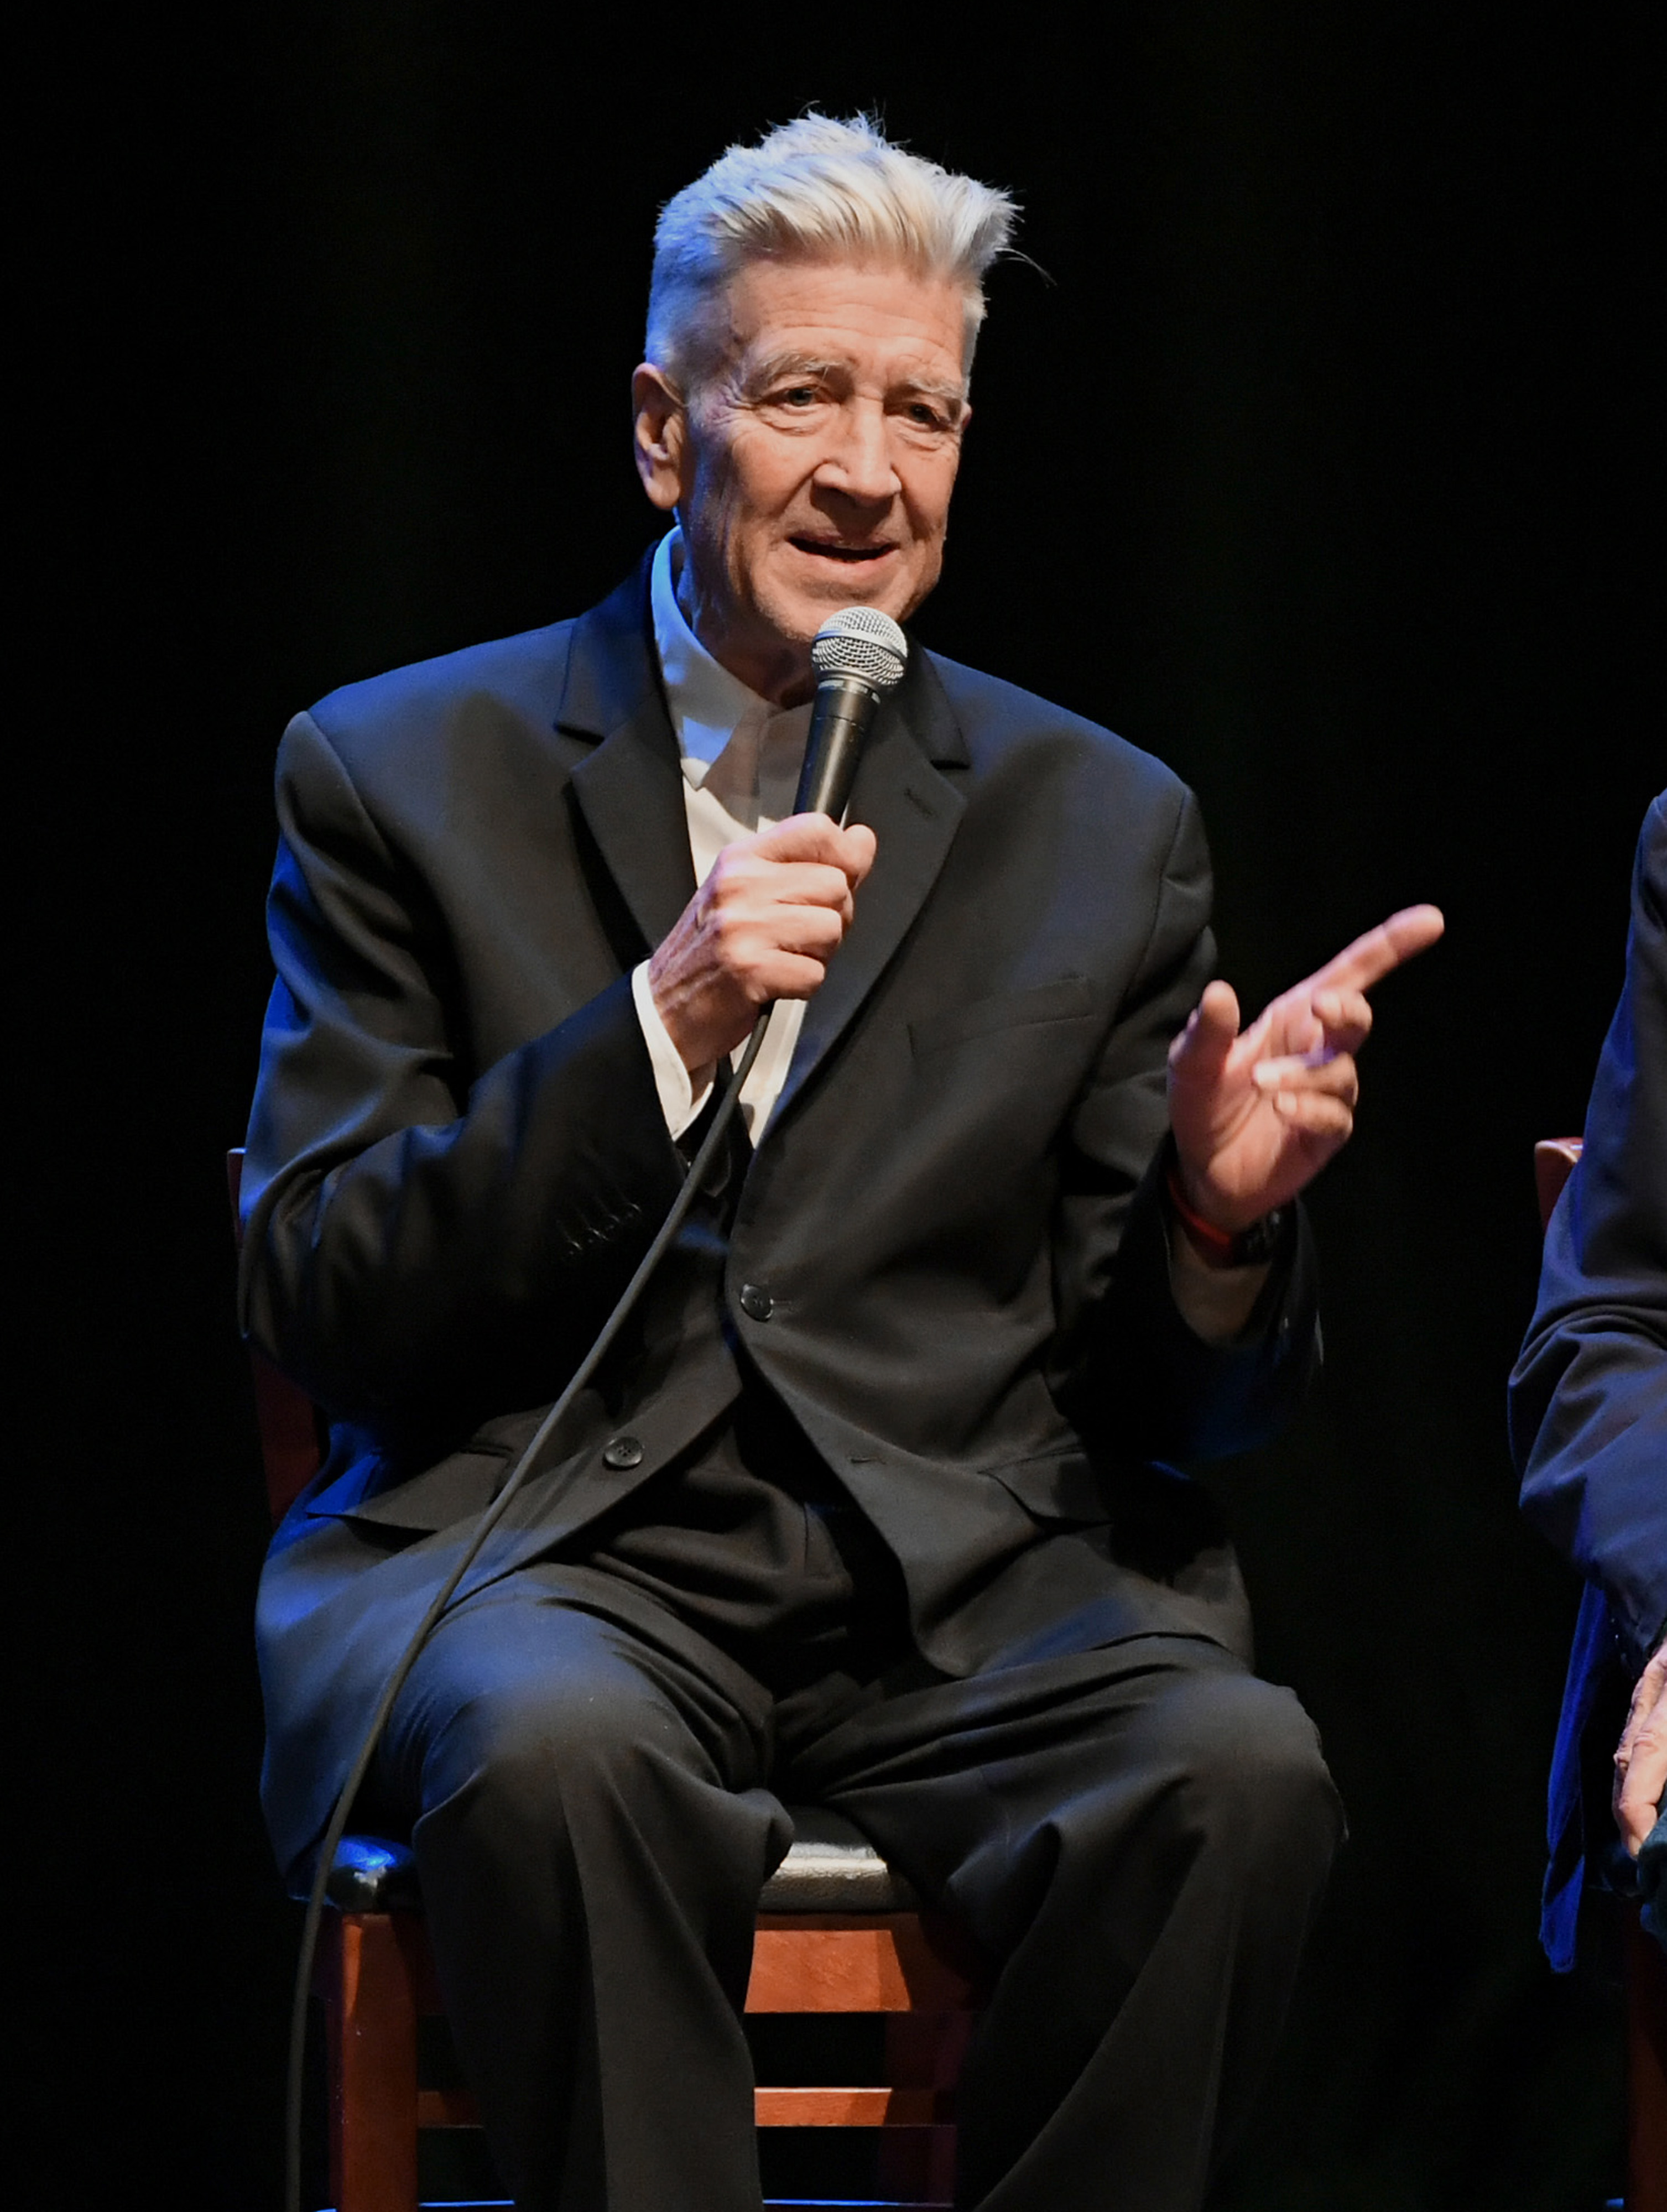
[738,1283,774,1322]
[602,1434,644,1470]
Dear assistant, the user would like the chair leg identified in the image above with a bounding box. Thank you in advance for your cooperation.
[321,1913,421,2212]
[1630,1903,1667,2212]
[875,2124,956,2207]
[874,2015,970,2206]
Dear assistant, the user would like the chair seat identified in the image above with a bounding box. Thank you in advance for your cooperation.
[325,1807,918,1916]
[759,1807,920,1912]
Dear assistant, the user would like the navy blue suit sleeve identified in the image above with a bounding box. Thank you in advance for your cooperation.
[1511,792,1667,1671]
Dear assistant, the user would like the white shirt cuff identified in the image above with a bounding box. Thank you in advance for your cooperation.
[632,961,712,1140]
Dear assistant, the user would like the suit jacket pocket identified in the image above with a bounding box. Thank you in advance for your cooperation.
[985,1449,1109,1524]
[910,975,1096,1058]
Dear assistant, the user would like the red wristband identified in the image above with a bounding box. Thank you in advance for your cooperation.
[1164,1163,1242,1264]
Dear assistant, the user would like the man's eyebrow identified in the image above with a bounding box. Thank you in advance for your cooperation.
[746,351,842,389]
[744,352,968,409]
[895,373,970,410]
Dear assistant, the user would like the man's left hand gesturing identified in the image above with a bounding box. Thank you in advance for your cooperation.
[1168,904,1446,1235]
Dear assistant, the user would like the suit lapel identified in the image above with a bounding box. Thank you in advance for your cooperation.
[765,651,969,1136]
[561,555,695,954]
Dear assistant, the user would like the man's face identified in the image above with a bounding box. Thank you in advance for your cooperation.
[634,257,971,701]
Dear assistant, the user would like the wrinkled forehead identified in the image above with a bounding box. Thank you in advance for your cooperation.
[703,252,978,390]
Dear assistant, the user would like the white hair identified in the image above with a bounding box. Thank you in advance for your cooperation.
[646,114,1018,391]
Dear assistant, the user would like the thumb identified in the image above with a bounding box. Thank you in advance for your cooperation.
[1169,979,1241,1084]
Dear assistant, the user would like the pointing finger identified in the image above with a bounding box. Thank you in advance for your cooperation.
[1307,904,1446,996]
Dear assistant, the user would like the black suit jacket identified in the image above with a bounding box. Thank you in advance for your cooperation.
[242,555,1319,1879]
[1511,791,1667,1966]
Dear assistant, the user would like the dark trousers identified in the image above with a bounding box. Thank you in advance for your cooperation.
[374,1549,1341,2212]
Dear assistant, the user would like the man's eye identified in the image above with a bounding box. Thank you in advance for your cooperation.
[907,403,950,430]
[778,385,820,408]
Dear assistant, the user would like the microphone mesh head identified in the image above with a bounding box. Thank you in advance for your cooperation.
[810,606,909,693]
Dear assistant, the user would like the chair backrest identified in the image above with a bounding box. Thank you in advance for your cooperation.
[1534,1138,1584,1234]
[226,1148,325,1523]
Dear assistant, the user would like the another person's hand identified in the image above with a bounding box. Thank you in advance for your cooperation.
[649,815,877,1077]
[1616,1641,1667,1857]
[1167,905,1445,1232]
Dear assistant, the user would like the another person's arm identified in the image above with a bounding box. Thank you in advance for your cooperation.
[1511,792,1667,1856]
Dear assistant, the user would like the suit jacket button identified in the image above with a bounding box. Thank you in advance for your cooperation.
[739,1283,773,1322]
[602,1434,644,1470]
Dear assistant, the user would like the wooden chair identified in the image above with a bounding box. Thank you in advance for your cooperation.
[227,1151,981,2211]
[1535,1139,1666,2212]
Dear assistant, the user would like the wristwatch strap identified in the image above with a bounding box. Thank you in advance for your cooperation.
[1165,1162,1288,1267]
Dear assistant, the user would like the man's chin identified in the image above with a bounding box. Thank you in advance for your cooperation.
[766,565,914,637]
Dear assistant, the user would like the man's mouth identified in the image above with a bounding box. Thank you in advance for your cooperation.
[788,537,895,564]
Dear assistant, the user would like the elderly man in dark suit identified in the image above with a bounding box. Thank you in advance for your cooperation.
[241,117,1441,2211]
[1513,792,1666,1968]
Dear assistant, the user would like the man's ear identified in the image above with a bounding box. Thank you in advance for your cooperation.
[632,364,686,511]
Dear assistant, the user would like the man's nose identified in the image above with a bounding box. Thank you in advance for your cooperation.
[816,400,902,504]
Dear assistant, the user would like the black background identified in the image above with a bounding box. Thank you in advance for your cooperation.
[28,5,1661,2206]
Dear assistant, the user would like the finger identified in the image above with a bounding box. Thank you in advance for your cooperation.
[1268,1091,1354,1139]
[1169,979,1240,1079]
[752,906,847,959]
[1253,1053,1330,1085]
[756,813,856,859]
[764,862,864,910]
[1240,987,1324,1067]
[1251,1031,1359,1080]
[717,860,860,914]
[743,909,846,959]
[1312,988,1374,1055]
[1617,1714,1667,1855]
[752,950,841,1002]
[1305,904,1446,997]
[1254,1055,1359,1105]
[1618,1649,1667,1762]
[713,925,845,1003]
[759,813,876,886]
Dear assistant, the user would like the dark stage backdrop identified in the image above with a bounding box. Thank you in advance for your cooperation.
[28,7,1660,2207]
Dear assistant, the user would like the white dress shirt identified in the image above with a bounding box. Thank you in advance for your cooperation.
[629,526,815,1144]
[628,528,1265,1342]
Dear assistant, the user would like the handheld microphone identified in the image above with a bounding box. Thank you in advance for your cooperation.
[793,606,909,818]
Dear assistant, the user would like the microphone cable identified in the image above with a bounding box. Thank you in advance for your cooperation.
[283,1015,770,2212]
